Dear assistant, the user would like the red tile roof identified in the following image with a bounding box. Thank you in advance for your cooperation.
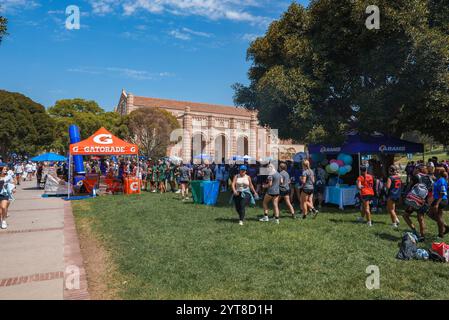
[133,96,254,117]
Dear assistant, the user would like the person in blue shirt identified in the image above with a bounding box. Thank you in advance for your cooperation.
[429,168,449,238]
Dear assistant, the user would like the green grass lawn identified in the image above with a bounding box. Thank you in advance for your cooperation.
[72,191,449,300]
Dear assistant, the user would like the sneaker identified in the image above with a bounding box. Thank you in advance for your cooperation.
[274,219,280,225]
[152,190,157,193]
[367,221,373,227]
[239,221,244,226]
[175,190,181,194]
[417,236,425,243]
[291,214,296,219]
[311,209,319,219]
[259,216,269,222]
[302,214,307,220]
[392,223,399,229]
[1,220,7,229]
[356,217,365,223]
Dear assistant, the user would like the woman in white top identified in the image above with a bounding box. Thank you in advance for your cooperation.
[0,165,11,229]
[231,165,258,225]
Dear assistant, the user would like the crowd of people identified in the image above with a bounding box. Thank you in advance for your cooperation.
[0,161,40,230]
[2,154,449,241]
[357,157,449,241]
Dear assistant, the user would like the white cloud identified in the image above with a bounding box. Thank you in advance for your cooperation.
[0,0,39,13]
[169,27,213,41]
[67,66,174,80]
[242,33,260,42]
[169,29,191,41]
[182,27,212,38]
[88,0,271,26]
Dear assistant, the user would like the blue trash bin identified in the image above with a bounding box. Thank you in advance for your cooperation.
[202,181,220,206]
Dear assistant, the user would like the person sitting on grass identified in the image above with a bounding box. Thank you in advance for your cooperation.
[356,164,375,227]
[231,165,258,226]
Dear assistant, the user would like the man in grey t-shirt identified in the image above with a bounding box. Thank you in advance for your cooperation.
[201,164,213,181]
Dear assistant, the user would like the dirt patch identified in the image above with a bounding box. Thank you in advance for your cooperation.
[75,216,123,300]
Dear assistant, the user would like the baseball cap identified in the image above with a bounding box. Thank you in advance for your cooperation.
[239,165,248,171]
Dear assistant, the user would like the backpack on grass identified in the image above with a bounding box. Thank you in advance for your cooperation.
[404,183,428,210]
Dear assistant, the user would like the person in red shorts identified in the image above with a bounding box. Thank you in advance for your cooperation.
[356,165,375,227]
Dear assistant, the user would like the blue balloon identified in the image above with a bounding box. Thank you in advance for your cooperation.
[338,153,353,166]
[338,167,348,175]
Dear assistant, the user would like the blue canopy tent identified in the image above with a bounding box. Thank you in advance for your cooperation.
[31,153,67,162]
[308,133,424,175]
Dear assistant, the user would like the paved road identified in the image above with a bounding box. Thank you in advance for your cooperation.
[0,179,88,300]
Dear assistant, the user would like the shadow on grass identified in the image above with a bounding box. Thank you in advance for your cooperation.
[328,218,388,226]
[375,232,401,242]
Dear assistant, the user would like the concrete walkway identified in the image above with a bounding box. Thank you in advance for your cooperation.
[0,179,89,300]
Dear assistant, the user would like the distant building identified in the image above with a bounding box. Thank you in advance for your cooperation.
[116,89,304,163]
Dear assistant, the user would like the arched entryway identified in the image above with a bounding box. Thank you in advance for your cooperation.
[214,134,228,164]
[192,132,207,159]
[237,136,249,156]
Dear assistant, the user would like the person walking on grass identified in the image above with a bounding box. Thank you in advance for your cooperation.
[386,165,402,228]
[232,165,258,226]
[260,164,282,224]
[403,164,434,242]
[279,163,295,219]
[428,168,449,239]
[179,162,192,201]
[157,160,167,194]
[300,160,318,219]
[356,164,375,227]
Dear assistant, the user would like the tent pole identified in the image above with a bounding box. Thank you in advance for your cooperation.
[68,155,71,200]
[358,153,361,177]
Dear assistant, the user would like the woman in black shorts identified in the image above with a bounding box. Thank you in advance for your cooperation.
[279,163,295,218]
[300,160,318,219]
[386,165,402,228]
[260,164,282,224]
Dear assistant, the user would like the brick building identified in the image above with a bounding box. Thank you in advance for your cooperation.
[115,89,304,163]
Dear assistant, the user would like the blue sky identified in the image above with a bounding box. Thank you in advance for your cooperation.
[0,0,309,111]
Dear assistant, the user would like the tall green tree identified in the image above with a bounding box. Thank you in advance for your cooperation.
[0,90,55,159]
[127,108,180,159]
[0,10,7,44]
[233,1,449,147]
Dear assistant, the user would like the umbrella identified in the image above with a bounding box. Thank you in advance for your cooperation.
[193,154,212,160]
[31,153,67,162]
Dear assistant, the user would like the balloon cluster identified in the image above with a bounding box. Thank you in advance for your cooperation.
[311,153,353,176]
[327,153,353,176]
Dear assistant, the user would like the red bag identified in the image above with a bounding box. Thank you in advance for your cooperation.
[432,243,449,262]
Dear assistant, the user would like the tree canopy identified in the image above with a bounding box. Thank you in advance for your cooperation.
[48,99,128,154]
[127,108,180,159]
[0,12,7,44]
[233,0,449,145]
[0,90,55,158]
